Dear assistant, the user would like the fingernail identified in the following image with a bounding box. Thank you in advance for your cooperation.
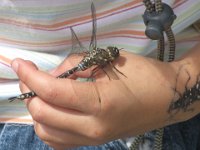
[11,59,19,73]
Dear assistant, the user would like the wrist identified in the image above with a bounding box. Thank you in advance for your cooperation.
[167,44,200,123]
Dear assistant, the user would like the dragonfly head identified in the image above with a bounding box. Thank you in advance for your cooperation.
[107,46,120,60]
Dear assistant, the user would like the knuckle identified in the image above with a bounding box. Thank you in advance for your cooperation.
[34,124,48,141]
[69,80,80,104]
[20,70,29,84]
[87,126,108,144]
[31,102,44,123]
[44,142,66,150]
[42,83,58,102]
[19,81,28,92]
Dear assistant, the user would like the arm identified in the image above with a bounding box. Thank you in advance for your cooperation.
[11,42,200,149]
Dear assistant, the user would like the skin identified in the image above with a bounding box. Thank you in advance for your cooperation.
[11,43,200,149]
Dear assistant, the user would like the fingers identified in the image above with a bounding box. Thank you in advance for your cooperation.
[26,97,104,141]
[34,123,102,147]
[12,58,101,112]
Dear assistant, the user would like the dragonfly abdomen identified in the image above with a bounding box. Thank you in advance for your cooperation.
[9,91,37,102]
[57,66,79,78]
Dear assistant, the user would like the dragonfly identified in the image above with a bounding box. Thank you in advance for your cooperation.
[8,2,125,102]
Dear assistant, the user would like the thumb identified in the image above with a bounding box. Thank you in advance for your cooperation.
[10,58,58,101]
[11,58,39,81]
[14,59,39,93]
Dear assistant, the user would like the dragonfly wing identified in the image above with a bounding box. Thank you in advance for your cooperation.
[70,27,88,54]
[89,2,97,51]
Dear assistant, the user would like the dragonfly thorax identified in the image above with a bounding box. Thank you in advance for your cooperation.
[77,46,120,71]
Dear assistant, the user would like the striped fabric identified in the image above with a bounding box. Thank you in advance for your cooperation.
[0,0,199,123]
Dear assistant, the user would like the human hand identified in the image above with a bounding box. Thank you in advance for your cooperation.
[11,51,189,149]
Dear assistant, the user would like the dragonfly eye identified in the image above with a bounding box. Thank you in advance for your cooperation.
[107,46,119,58]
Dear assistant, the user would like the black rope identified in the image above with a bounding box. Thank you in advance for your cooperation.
[155,0,163,13]
[157,36,165,61]
[130,0,177,149]
[166,27,176,62]
[143,0,154,12]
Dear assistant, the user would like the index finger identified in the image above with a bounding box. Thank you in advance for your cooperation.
[12,58,101,113]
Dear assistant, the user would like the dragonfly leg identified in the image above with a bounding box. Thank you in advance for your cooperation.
[88,67,100,81]
[109,62,127,78]
[91,66,112,80]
